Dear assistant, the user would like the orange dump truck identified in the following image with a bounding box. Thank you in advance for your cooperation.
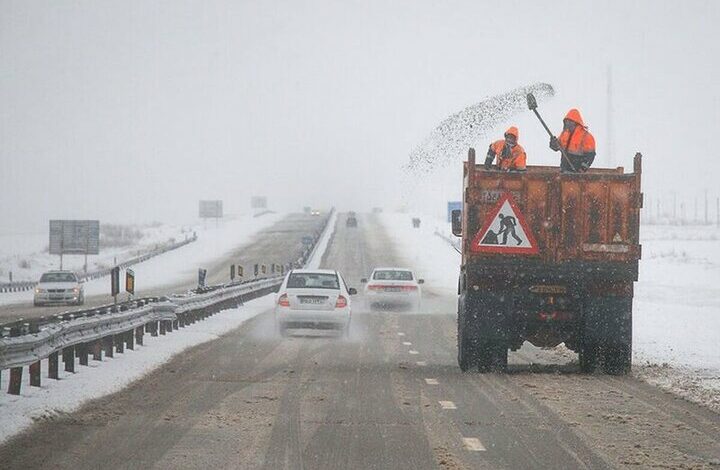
[451,148,643,374]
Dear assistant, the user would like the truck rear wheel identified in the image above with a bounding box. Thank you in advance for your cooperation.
[477,343,508,373]
[603,343,631,375]
[457,295,476,371]
[579,342,598,373]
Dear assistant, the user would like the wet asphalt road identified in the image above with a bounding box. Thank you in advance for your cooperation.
[0,213,718,469]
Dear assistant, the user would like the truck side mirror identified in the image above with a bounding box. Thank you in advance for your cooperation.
[348,287,357,295]
[360,278,367,283]
[451,209,462,237]
[417,279,425,284]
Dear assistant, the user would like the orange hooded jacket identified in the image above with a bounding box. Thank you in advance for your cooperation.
[558,109,596,157]
[487,126,527,170]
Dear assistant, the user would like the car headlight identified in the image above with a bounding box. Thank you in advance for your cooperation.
[72,287,80,293]
[35,288,45,294]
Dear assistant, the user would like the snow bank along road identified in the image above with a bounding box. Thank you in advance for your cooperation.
[0,214,325,323]
[0,214,718,469]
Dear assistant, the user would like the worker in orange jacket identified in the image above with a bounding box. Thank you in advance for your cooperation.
[484,126,527,171]
[549,109,596,172]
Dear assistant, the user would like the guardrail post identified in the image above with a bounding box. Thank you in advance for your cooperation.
[92,340,103,361]
[78,343,89,366]
[115,334,124,353]
[8,367,22,395]
[104,336,114,358]
[30,360,41,387]
[135,326,144,346]
[126,330,134,350]
[63,346,75,373]
[159,320,166,335]
[49,351,59,379]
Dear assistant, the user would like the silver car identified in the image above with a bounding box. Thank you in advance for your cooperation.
[34,271,85,306]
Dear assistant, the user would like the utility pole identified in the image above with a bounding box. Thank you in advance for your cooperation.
[606,65,613,168]
[673,192,677,222]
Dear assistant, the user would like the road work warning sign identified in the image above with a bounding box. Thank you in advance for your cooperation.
[470,192,539,254]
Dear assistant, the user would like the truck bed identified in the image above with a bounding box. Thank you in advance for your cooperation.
[461,151,643,266]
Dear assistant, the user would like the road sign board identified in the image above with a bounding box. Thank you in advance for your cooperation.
[125,269,135,295]
[199,200,223,218]
[470,192,539,254]
[250,196,267,209]
[49,220,100,255]
[111,267,120,297]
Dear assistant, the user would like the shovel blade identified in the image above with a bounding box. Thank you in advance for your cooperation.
[526,93,538,110]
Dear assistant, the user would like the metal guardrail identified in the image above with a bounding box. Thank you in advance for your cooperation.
[0,235,198,293]
[0,276,282,394]
[0,211,334,395]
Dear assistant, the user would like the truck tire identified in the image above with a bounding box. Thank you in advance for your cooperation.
[579,342,598,373]
[477,343,508,373]
[457,296,476,372]
[603,343,631,375]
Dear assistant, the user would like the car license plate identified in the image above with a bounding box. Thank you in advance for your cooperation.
[50,295,63,300]
[300,297,325,304]
[385,287,402,292]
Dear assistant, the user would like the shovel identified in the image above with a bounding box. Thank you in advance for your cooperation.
[526,93,577,172]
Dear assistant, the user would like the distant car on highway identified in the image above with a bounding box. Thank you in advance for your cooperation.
[275,269,356,337]
[362,267,423,311]
[346,212,358,227]
[311,209,321,216]
[34,270,84,306]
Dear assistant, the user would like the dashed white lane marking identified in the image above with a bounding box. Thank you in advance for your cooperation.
[462,437,486,452]
[439,401,457,410]
[424,378,439,385]
[416,361,427,366]
[402,341,412,346]
[397,332,405,336]
[409,350,419,355]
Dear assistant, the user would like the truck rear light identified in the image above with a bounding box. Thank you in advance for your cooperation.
[401,285,418,291]
[278,294,290,307]
[335,295,347,309]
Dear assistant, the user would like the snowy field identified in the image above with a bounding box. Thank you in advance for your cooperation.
[0,295,276,444]
[379,213,720,410]
[0,213,282,306]
[0,223,188,282]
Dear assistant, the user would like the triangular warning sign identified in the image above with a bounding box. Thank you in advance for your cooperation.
[470,192,539,254]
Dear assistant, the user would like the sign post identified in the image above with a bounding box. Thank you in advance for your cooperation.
[230,264,236,281]
[198,268,207,289]
[110,267,120,304]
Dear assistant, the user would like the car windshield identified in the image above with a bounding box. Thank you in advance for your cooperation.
[40,272,77,283]
[287,273,339,289]
[372,270,413,281]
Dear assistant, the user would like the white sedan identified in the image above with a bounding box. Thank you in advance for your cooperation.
[34,270,85,306]
[275,269,355,337]
[362,267,424,311]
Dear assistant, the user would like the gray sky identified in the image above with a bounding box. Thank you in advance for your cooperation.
[2,0,719,230]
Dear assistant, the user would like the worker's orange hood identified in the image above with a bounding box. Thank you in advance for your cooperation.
[564,109,585,127]
[504,126,519,140]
